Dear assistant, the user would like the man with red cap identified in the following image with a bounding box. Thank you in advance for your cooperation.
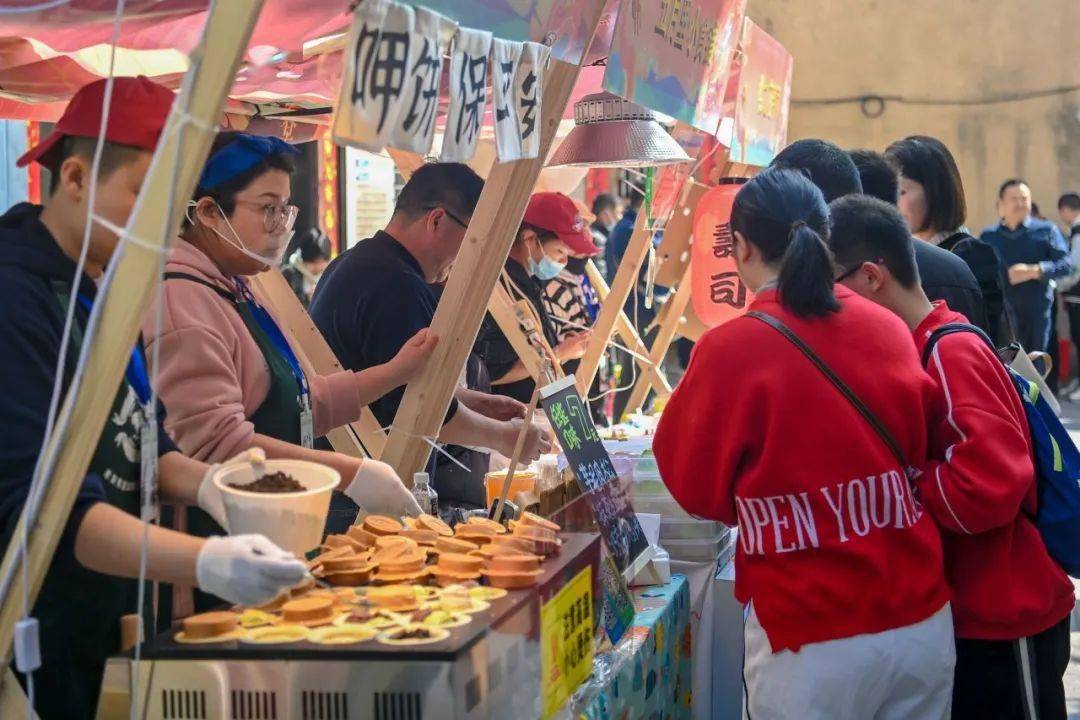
[474,192,597,404]
[0,77,307,718]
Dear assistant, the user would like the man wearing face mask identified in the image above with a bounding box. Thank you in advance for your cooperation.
[474,192,596,404]
[145,132,433,536]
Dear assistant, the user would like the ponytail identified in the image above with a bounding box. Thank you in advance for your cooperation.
[778,222,840,318]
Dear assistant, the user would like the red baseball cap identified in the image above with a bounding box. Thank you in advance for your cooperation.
[17,75,175,168]
[523,192,599,256]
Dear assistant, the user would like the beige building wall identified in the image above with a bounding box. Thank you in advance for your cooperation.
[748,0,1080,230]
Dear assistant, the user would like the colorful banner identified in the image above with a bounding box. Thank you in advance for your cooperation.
[441,27,493,162]
[603,0,746,134]
[725,19,793,167]
[417,0,608,64]
[691,181,755,327]
[541,566,595,719]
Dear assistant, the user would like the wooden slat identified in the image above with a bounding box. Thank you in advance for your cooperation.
[488,284,550,383]
[380,46,603,484]
[247,268,385,457]
[0,0,265,692]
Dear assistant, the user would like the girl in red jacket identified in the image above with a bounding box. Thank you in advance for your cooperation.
[828,193,1074,720]
[654,169,954,719]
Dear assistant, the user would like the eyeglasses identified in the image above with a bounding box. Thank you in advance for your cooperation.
[425,205,470,229]
[834,257,884,283]
[234,199,299,233]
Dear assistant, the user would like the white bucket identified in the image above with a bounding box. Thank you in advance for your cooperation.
[212,459,339,556]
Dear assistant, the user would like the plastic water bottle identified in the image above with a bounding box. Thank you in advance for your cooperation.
[412,472,438,516]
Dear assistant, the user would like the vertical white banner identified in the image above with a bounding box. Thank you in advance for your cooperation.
[390,7,457,155]
[440,27,493,163]
[514,41,551,160]
[491,38,524,163]
[332,0,414,153]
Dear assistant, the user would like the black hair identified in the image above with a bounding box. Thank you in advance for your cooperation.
[591,192,617,215]
[624,187,644,210]
[186,131,296,227]
[45,135,146,194]
[298,228,331,262]
[730,167,839,318]
[828,194,920,289]
[999,178,1028,199]
[394,162,484,221]
[1059,193,1080,211]
[884,136,967,233]
[515,222,558,247]
[848,149,899,205]
[770,139,863,202]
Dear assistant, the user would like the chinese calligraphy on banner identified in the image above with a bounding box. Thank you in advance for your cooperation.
[390,6,458,154]
[724,19,793,167]
[441,27,492,162]
[603,0,746,134]
[691,181,755,327]
[491,38,524,161]
[539,376,653,577]
[515,41,551,161]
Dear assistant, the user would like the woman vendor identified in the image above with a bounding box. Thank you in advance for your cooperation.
[474,192,597,403]
[144,132,431,524]
[0,77,308,719]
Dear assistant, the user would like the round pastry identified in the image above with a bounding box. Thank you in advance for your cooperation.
[373,541,421,565]
[513,525,556,542]
[375,535,417,551]
[373,568,430,585]
[321,534,353,550]
[435,537,479,555]
[241,624,309,644]
[474,542,527,559]
[254,591,289,612]
[487,535,536,554]
[346,525,380,547]
[178,611,239,642]
[323,565,376,586]
[465,517,508,535]
[363,515,404,536]
[320,554,373,573]
[399,529,439,546]
[238,609,278,629]
[281,597,336,626]
[367,585,421,612]
[417,513,454,537]
[377,550,427,575]
[482,569,543,589]
[309,624,378,645]
[436,553,483,574]
[454,526,496,545]
[468,586,508,602]
[518,511,561,532]
[485,553,542,574]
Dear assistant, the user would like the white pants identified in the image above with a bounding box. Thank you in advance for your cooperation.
[743,603,956,720]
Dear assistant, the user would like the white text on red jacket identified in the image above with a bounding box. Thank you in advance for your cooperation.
[734,470,924,555]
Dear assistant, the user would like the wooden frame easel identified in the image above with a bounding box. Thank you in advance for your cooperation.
[0,1,266,711]
[380,9,607,484]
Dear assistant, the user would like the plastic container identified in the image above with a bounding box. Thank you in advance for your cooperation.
[660,517,728,540]
[213,459,339,556]
[484,469,537,507]
[631,471,667,496]
[662,532,731,562]
[631,492,689,517]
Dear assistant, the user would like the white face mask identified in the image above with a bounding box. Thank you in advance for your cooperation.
[187,201,292,270]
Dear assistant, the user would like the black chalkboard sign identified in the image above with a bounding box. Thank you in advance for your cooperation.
[539,376,655,580]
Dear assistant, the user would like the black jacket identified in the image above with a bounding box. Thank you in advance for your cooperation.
[939,231,1012,346]
[913,239,992,339]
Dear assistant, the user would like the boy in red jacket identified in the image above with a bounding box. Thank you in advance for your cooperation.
[828,193,1075,720]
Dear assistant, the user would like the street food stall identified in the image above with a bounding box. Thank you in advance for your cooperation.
[0,1,790,718]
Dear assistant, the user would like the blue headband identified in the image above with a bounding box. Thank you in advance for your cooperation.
[198,133,300,191]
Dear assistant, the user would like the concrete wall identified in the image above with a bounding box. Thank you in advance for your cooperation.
[747,0,1080,230]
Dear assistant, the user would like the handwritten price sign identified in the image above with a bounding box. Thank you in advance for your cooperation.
[541,566,594,718]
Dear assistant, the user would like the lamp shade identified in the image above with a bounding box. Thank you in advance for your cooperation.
[548,91,690,168]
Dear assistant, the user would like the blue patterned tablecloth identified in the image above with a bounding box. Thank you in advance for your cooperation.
[577,574,693,720]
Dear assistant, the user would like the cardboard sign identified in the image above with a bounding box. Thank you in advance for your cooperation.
[491,38,524,162]
[724,19,793,167]
[389,6,458,155]
[440,26,493,162]
[540,376,654,579]
[333,0,415,153]
[691,181,754,327]
[540,566,594,719]
[603,0,746,134]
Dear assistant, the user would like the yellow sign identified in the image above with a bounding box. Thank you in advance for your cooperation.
[541,566,594,718]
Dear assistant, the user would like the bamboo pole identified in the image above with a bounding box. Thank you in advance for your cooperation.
[0,0,265,702]
[380,17,605,483]
[248,268,386,457]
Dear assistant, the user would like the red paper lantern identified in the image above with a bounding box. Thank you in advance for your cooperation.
[691,181,754,328]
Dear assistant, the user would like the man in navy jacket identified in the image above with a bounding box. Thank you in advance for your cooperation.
[980,179,1070,352]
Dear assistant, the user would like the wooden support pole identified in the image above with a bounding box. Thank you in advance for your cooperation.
[623,263,694,416]
[380,36,603,483]
[583,260,670,396]
[0,0,265,701]
[488,284,558,384]
[248,269,386,458]
[576,211,653,395]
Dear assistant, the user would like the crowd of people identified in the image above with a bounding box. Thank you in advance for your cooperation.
[2,74,1079,719]
[655,139,1079,719]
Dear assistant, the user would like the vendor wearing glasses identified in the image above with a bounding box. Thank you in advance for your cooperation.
[144,132,431,530]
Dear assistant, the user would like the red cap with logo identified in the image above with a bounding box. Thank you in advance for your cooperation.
[522,192,599,256]
[17,75,175,168]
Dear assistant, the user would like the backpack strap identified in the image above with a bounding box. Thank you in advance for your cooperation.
[163,271,238,303]
[746,310,909,470]
[920,322,997,368]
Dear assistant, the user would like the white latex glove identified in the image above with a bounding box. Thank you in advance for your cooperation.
[198,448,267,532]
[195,534,308,607]
[343,458,422,517]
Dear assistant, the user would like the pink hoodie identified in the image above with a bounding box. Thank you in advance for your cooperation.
[143,238,366,462]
